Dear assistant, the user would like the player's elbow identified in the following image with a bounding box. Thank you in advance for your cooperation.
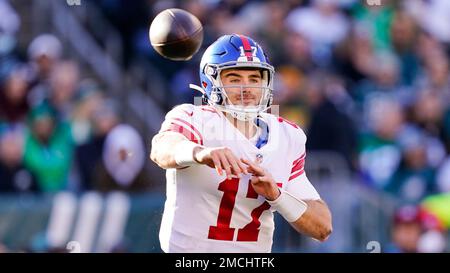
[150,146,171,169]
[150,135,168,169]
[149,147,159,166]
[316,223,332,242]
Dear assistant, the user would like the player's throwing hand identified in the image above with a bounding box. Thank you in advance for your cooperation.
[193,146,248,179]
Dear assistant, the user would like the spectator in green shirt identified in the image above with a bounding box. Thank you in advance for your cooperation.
[23,103,74,192]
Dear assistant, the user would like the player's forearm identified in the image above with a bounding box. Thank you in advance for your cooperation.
[290,199,332,242]
[150,132,194,169]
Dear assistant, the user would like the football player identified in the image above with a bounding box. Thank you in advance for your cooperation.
[151,34,332,253]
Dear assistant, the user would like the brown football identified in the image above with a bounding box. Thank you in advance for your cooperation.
[149,8,204,61]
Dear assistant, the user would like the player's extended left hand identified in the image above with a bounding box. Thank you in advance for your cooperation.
[241,158,280,201]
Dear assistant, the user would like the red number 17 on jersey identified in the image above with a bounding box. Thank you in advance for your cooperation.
[208,178,271,242]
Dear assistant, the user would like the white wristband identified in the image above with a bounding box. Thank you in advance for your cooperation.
[267,189,308,222]
[174,141,202,167]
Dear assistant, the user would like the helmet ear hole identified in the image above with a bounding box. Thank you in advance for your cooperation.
[210,91,223,105]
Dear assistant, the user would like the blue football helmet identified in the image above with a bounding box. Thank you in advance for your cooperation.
[191,34,275,121]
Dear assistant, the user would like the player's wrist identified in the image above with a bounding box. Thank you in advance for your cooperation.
[174,140,203,167]
[265,187,281,201]
[192,145,205,164]
[267,189,308,222]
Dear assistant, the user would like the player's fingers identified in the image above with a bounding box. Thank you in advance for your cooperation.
[218,153,233,179]
[211,154,223,176]
[240,157,251,168]
[224,152,243,178]
[250,176,260,184]
[241,158,257,175]
[257,175,273,185]
[241,158,265,176]
[223,150,247,175]
[251,164,266,177]
[236,157,249,175]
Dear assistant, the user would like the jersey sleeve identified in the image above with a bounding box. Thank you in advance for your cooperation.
[284,127,321,201]
[159,104,204,145]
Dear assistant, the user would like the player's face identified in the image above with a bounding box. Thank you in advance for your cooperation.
[220,69,263,107]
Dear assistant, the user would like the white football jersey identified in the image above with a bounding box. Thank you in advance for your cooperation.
[158,104,321,253]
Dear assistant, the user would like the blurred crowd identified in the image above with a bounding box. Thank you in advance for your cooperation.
[3,0,450,252]
[0,1,155,196]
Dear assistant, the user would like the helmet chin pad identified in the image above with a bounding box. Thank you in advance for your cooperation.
[215,104,260,121]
